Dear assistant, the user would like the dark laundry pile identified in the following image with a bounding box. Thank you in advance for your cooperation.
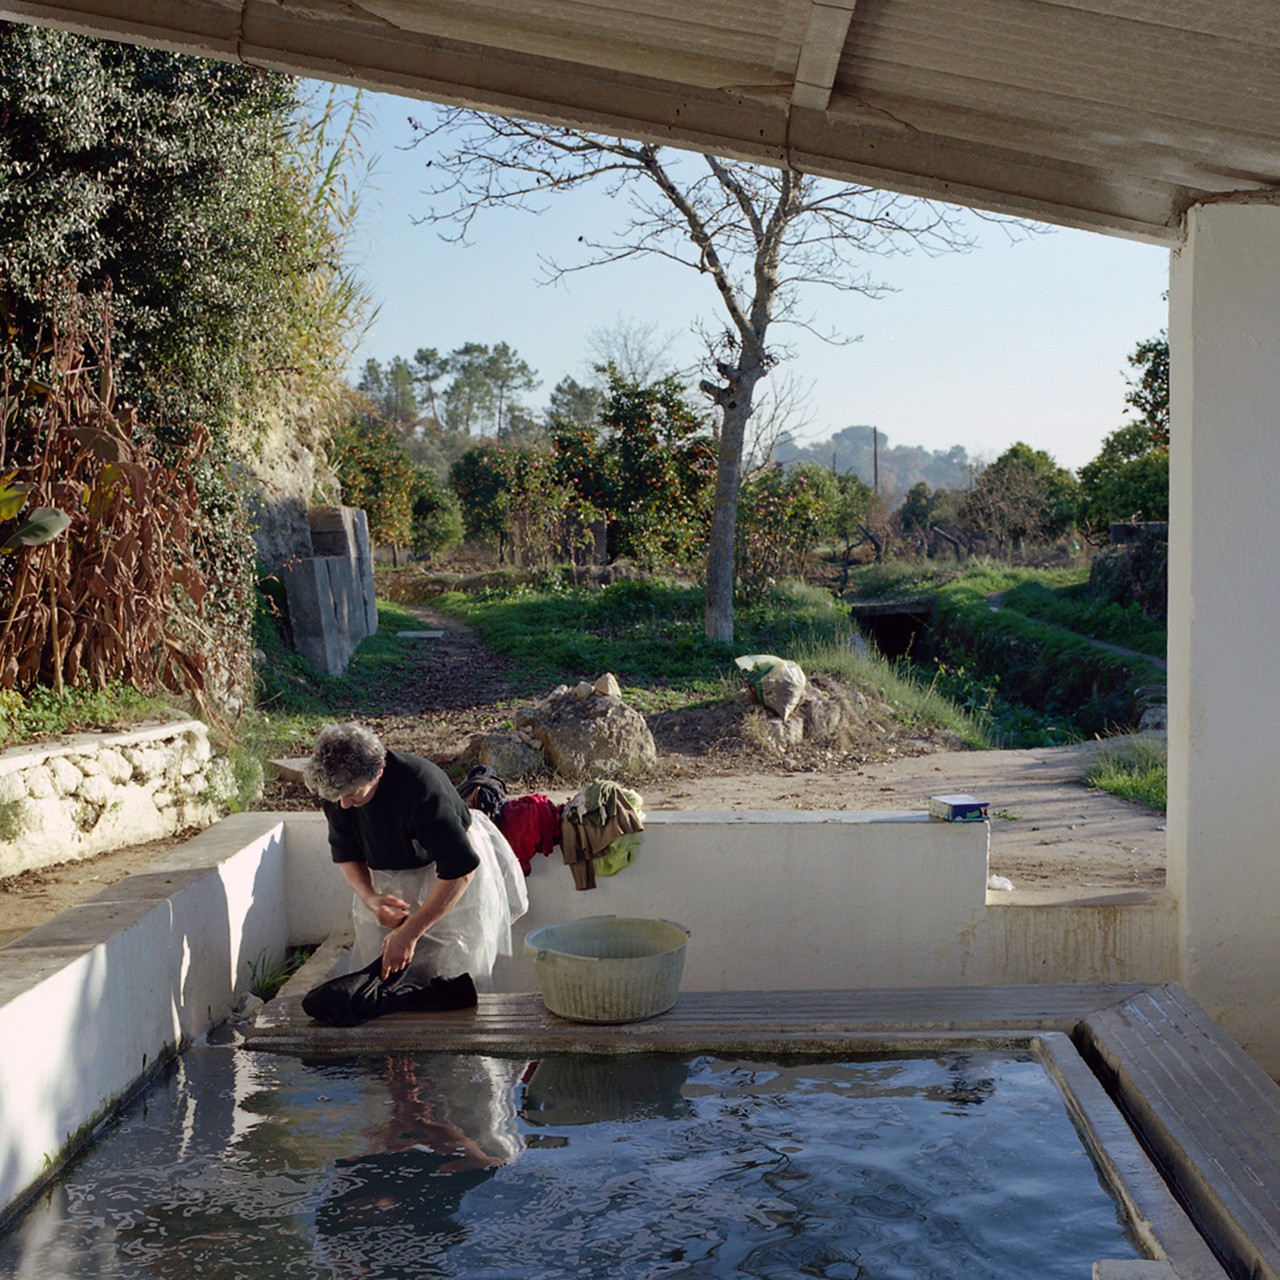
[302,959,478,1027]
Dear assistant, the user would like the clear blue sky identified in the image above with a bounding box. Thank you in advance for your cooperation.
[345,90,1171,474]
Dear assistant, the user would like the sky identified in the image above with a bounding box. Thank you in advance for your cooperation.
[344,90,1172,475]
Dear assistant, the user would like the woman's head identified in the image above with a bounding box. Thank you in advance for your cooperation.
[303,723,387,803]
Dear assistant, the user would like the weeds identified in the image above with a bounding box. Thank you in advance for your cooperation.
[246,946,314,1001]
[1083,735,1167,810]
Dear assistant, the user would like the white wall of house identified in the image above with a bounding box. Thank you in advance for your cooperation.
[1167,198,1280,1063]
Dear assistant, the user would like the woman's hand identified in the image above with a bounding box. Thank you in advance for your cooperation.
[380,921,420,979]
[364,892,411,928]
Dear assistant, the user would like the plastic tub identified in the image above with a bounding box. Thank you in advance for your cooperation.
[524,915,689,1024]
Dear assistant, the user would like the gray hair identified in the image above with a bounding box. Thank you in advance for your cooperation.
[303,723,386,801]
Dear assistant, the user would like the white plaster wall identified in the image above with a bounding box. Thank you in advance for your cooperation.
[511,811,989,992]
[1167,199,1280,1063]
[282,810,1178,994]
[0,814,288,1220]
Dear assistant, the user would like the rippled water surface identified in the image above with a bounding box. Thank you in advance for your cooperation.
[0,1047,1143,1279]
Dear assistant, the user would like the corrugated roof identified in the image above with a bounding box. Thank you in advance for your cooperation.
[4,0,1279,241]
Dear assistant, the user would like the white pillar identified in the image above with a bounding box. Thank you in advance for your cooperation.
[1168,198,1280,1071]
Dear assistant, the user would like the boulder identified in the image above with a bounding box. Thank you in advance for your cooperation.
[464,732,545,779]
[516,681,657,778]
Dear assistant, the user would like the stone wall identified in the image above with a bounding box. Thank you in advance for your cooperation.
[280,505,378,676]
[0,721,229,878]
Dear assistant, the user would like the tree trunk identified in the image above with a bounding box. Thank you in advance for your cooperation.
[703,369,762,645]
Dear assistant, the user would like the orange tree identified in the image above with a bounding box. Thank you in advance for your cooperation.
[551,372,715,569]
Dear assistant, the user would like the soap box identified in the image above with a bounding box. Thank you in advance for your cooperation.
[928,793,989,822]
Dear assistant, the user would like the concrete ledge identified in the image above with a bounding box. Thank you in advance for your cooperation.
[0,812,289,1222]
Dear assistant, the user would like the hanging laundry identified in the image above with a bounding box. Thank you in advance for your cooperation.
[560,780,645,890]
[457,765,507,819]
[498,793,562,875]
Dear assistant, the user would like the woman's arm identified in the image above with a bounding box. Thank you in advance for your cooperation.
[337,860,411,927]
[378,871,475,979]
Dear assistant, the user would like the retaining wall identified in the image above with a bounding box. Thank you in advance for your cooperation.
[0,721,229,879]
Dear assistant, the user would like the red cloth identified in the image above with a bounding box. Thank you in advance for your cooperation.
[498,794,562,875]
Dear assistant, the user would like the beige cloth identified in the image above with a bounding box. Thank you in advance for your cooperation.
[559,781,645,890]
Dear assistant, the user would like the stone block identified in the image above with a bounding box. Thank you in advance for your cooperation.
[0,773,26,805]
[23,766,55,800]
[77,775,114,807]
[46,756,83,796]
[97,748,132,784]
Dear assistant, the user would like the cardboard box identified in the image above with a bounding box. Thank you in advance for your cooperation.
[928,793,989,822]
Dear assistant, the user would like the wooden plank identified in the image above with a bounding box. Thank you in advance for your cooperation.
[248,965,1151,1056]
[1077,984,1280,1280]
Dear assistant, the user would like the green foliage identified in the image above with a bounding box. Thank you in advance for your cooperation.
[0,28,370,711]
[0,682,167,747]
[1125,334,1169,447]
[410,468,463,560]
[550,371,714,569]
[0,26,355,437]
[737,463,839,597]
[1083,735,1166,810]
[1076,420,1168,539]
[1000,578,1166,658]
[792,640,991,748]
[844,560,964,600]
[961,442,1078,554]
[450,444,598,567]
[331,413,421,548]
[919,574,1164,741]
[435,577,851,691]
[246,946,313,1001]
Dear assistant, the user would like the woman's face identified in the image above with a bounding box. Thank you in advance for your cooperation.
[338,769,383,809]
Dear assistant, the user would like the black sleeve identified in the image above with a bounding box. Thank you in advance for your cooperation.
[409,778,479,880]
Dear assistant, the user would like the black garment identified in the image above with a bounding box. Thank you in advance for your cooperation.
[302,956,478,1027]
[457,765,506,819]
[323,750,478,878]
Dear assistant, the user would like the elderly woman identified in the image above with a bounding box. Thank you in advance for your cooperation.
[303,723,527,992]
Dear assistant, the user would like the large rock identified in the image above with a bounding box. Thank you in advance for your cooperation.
[464,732,545,779]
[516,678,657,778]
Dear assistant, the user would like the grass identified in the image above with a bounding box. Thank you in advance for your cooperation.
[1082,735,1167,810]
[435,576,993,745]
[0,682,180,749]
[999,579,1166,658]
[246,946,314,1001]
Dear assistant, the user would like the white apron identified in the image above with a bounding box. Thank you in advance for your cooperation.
[351,810,528,991]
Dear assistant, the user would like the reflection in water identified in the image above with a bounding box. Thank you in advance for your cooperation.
[521,1054,693,1126]
[316,1053,525,1275]
[0,1048,1143,1279]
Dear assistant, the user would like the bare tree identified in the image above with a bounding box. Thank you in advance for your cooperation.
[741,370,816,480]
[409,108,982,642]
[587,317,684,387]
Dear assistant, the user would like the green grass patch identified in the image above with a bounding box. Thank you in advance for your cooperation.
[792,638,992,749]
[434,578,851,698]
[919,574,1165,744]
[0,683,179,748]
[999,579,1166,659]
[1083,736,1167,810]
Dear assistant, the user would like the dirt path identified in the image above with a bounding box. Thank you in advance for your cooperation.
[0,609,1166,946]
